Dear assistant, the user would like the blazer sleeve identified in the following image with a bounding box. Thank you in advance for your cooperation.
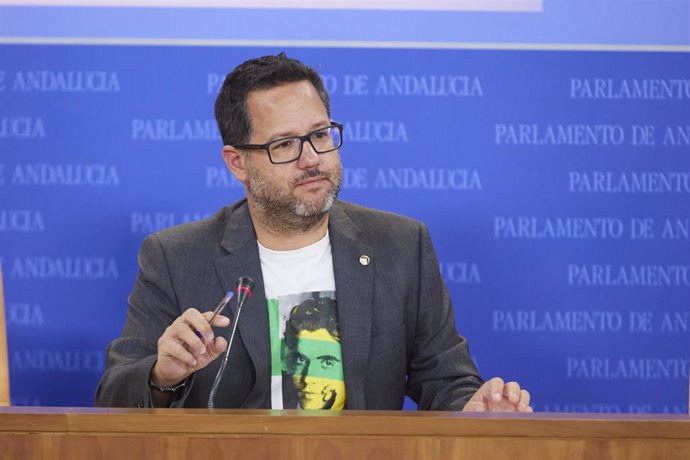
[94,234,192,408]
[405,224,484,410]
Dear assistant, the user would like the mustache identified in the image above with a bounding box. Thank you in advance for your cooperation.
[292,169,330,186]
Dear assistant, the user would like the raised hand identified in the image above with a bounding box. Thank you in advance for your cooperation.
[150,308,230,388]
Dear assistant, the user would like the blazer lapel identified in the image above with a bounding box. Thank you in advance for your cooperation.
[213,202,270,408]
[329,203,374,409]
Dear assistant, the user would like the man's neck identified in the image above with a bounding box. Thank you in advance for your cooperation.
[248,203,330,251]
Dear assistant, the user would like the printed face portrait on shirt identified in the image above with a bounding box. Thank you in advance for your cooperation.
[281,296,345,410]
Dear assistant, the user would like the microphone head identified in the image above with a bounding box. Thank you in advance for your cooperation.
[237,276,255,292]
[235,276,255,304]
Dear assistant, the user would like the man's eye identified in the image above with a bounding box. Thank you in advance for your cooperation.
[273,139,296,151]
[312,130,329,139]
[319,356,339,369]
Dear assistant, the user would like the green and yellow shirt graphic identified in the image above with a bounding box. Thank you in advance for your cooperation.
[268,292,346,410]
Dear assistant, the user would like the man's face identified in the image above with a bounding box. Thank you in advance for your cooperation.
[292,328,345,410]
[242,81,342,222]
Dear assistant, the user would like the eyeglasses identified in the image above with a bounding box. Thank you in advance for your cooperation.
[234,122,343,164]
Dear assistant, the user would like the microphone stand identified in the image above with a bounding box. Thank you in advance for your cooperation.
[207,277,254,409]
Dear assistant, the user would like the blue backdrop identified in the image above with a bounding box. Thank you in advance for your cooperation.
[1,43,688,412]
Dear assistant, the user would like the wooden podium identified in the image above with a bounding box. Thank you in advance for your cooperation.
[0,407,689,459]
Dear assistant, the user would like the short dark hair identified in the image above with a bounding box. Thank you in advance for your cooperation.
[214,53,331,146]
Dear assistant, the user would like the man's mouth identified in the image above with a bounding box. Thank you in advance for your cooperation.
[295,174,329,187]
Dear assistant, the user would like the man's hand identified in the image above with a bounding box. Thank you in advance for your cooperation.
[463,377,533,413]
[150,308,230,388]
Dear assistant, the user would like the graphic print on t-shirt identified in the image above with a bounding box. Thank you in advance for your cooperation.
[268,291,345,410]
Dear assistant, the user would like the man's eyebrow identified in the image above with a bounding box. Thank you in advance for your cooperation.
[268,121,331,141]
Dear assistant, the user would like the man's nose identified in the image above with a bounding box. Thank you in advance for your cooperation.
[297,139,320,168]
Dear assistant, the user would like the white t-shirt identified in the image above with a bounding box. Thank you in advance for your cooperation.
[259,231,346,410]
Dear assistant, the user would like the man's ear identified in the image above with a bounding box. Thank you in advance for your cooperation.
[222,145,247,183]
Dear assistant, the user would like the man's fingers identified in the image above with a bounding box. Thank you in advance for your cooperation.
[153,307,232,388]
[466,379,533,413]
[181,308,214,342]
[207,337,228,359]
[204,312,231,328]
[463,401,487,412]
[518,389,531,411]
[159,337,197,366]
[174,322,209,355]
[487,377,505,402]
[503,381,521,403]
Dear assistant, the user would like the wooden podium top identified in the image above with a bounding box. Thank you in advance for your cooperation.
[1,407,689,459]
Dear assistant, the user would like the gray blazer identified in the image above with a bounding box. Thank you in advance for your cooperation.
[94,200,482,410]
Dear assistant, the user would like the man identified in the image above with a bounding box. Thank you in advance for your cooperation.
[281,295,344,410]
[95,53,532,412]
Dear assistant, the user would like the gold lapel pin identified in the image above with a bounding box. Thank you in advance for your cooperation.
[359,255,370,266]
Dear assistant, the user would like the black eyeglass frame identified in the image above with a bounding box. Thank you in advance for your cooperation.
[233,122,343,165]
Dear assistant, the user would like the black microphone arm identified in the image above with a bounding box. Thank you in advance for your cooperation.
[207,276,255,409]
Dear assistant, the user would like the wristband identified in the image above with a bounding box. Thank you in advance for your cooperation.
[148,377,186,393]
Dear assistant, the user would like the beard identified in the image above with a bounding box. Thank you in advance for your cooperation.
[244,158,342,234]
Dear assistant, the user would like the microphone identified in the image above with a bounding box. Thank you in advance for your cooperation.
[207,276,255,409]
[234,276,255,307]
